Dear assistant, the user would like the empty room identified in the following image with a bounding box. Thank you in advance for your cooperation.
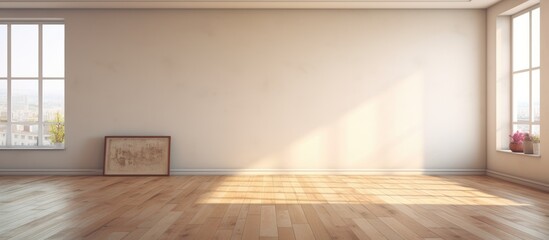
[0,0,548,239]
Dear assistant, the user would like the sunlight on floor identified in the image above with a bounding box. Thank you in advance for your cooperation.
[196,175,528,206]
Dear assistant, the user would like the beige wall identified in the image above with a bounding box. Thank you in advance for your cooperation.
[487,0,549,185]
[0,9,486,174]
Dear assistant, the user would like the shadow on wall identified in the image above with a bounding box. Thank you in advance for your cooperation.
[68,11,484,171]
[90,64,480,170]
[92,69,430,171]
[247,71,426,170]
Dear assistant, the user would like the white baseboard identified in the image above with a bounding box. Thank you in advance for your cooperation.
[169,168,486,175]
[0,168,486,176]
[486,170,549,192]
[0,169,102,175]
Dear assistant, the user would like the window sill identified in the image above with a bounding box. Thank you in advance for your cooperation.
[0,146,65,150]
[496,150,541,158]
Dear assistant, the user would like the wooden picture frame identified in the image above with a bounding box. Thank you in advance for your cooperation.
[103,136,171,176]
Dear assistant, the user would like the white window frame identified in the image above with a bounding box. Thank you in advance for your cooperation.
[0,20,64,149]
[511,5,540,135]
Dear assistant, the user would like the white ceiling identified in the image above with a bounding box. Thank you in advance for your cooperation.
[0,0,502,9]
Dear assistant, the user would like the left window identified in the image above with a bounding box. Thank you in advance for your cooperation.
[0,22,64,148]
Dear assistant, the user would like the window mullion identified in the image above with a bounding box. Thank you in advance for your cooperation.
[510,18,514,134]
[6,24,11,146]
[528,10,533,134]
[38,24,43,146]
[512,68,532,74]
[513,121,531,124]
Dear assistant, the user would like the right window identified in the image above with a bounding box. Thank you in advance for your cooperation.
[512,6,540,136]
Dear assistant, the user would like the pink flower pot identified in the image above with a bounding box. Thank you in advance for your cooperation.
[509,142,523,152]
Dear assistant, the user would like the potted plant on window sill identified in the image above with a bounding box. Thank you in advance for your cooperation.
[509,131,525,152]
[49,112,65,148]
[523,133,534,154]
[532,135,540,155]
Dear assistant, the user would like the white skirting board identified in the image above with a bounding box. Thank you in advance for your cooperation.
[0,169,103,175]
[0,168,486,176]
[486,170,549,192]
[170,168,488,175]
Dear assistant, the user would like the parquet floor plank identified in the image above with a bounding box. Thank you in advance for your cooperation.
[0,175,547,239]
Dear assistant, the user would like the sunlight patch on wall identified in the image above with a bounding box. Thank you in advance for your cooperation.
[246,71,426,169]
[247,71,426,169]
[337,71,425,168]
[288,126,331,168]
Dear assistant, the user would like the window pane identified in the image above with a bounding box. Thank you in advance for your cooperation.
[11,25,39,78]
[513,13,529,71]
[0,25,6,78]
[11,123,38,146]
[43,123,52,146]
[43,25,65,78]
[531,125,540,136]
[0,124,6,146]
[0,80,6,122]
[12,80,38,122]
[513,124,530,134]
[531,8,540,68]
[43,80,64,122]
[43,123,64,146]
[532,70,540,122]
[513,72,529,122]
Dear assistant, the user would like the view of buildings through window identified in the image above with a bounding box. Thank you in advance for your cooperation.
[0,23,64,147]
[512,7,540,136]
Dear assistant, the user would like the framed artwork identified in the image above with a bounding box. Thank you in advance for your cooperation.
[104,136,171,176]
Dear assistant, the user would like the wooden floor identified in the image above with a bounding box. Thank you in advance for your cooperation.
[0,175,548,240]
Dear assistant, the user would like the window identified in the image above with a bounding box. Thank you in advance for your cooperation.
[512,7,540,136]
[0,22,64,148]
